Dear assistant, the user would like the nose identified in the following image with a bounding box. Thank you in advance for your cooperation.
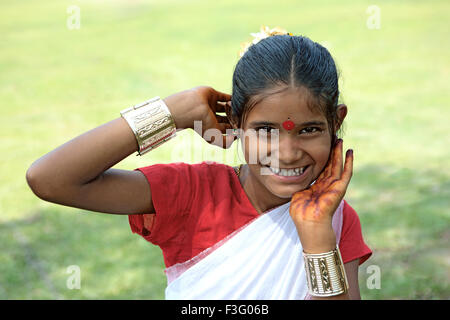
[276,134,302,166]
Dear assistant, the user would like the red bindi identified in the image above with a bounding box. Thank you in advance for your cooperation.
[282,120,295,131]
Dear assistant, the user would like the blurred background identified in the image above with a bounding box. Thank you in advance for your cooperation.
[1,0,449,299]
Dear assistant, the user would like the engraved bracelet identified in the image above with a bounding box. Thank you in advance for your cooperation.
[120,96,177,156]
[303,246,349,297]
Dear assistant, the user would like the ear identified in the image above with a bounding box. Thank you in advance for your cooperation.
[334,104,347,133]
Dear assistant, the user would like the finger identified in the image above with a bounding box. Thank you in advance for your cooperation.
[213,89,232,102]
[330,139,343,179]
[216,114,230,124]
[215,101,227,112]
[314,162,329,183]
[340,149,353,188]
[323,139,341,177]
[216,100,234,114]
[317,148,334,181]
[323,154,333,178]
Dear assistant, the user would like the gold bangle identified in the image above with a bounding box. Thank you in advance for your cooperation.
[120,96,177,156]
[303,246,349,297]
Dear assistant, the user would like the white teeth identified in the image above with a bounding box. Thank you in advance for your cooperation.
[269,166,307,176]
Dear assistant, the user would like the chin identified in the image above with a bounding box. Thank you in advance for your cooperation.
[264,174,315,199]
[268,184,308,199]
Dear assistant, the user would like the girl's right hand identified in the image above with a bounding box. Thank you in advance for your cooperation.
[163,86,237,149]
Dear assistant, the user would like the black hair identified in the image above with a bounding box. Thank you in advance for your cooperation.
[231,34,343,142]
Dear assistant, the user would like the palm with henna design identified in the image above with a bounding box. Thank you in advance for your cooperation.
[289,139,354,253]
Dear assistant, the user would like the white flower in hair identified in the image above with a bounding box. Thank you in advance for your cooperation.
[239,25,293,58]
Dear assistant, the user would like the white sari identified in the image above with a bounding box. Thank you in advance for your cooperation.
[164,200,344,300]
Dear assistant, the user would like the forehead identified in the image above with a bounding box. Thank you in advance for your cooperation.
[244,87,325,125]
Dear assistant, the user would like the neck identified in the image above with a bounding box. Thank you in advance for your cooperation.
[240,164,290,214]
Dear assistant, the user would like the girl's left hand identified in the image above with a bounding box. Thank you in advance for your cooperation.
[289,139,354,253]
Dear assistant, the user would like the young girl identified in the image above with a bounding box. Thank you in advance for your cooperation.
[26,27,372,300]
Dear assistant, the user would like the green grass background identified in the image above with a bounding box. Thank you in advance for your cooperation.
[1,0,449,299]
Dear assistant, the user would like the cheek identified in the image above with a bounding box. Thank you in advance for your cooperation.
[309,142,331,172]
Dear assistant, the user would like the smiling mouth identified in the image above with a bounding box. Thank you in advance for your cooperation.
[265,165,310,177]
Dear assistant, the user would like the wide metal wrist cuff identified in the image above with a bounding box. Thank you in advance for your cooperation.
[303,246,349,297]
[120,96,177,156]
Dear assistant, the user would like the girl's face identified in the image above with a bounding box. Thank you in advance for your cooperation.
[240,86,338,199]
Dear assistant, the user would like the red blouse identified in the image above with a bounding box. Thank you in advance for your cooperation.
[128,161,372,268]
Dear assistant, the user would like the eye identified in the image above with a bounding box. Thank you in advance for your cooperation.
[299,127,322,135]
[256,126,279,135]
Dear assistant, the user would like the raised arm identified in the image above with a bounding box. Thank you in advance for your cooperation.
[25,86,234,215]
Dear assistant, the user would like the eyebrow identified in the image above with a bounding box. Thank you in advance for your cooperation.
[249,120,327,127]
